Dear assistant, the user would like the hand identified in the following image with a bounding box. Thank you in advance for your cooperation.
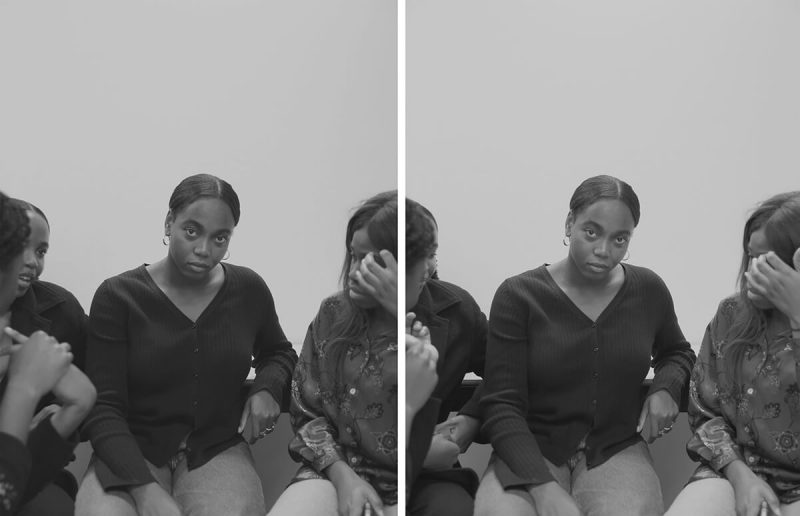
[328,462,385,516]
[422,433,460,470]
[725,460,781,516]
[0,319,17,380]
[29,404,60,431]
[529,481,584,516]
[637,390,679,443]
[130,482,183,516]
[50,365,97,437]
[434,414,480,452]
[746,250,800,328]
[405,313,438,416]
[354,251,398,317]
[238,390,281,444]
[5,328,72,399]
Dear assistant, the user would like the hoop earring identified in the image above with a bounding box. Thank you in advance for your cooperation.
[562,236,570,246]
[223,250,230,261]
[162,236,170,246]
[623,251,630,261]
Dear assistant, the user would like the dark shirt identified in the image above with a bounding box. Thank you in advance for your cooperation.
[481,264,696,488]
[407,279,488,486]
[82,263,298,489]
[0,433,30,516]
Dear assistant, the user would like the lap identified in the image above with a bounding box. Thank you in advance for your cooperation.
[408,476,475,516]
[474,457,538,516]
[173,441,266,516]
[268,479,338,516]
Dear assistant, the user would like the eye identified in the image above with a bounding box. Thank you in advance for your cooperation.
[215,235,229,245]
[615,236,629,245]
[185,227,197,237]
[584,228,597,238]
[36,248,48,258]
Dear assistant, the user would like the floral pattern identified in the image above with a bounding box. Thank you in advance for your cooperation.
[687,298,800,500]
[288,294,397,505]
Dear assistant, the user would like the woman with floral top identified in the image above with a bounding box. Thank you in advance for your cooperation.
[269,191,399,516]
[667,191,800,516]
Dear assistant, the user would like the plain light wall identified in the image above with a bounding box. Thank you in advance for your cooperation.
[408,0,799,350]
[0,1,397,348]
[408,0,800,506]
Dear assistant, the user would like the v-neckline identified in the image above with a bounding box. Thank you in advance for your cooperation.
[141,263,228,325]
[541,263,628,325]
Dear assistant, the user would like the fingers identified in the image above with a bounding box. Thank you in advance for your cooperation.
[405,312,416,334]
[364,489,384,516]
[0,342,22,357]
[636,404,648,433]
[238,399,250,434]
[3,327,29,344]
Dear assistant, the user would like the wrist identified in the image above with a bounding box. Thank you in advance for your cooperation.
[325,460,357,488]
[723,459,754,487]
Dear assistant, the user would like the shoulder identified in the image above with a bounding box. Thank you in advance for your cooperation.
[30,280,84,312]
[624,264,670,291]
[97,265,147,291]
[495,266,548,297]
[424,279,479,311]
[224,263,269,290]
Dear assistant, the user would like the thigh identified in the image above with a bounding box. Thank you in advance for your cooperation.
[74,461,139,516]
[474,457,538,516]
[408,478,474,516]
[173,441,266,516]
[17,482,74,516]
[268,479,339,516]
[665,478,735,516]
[571,441,664,516]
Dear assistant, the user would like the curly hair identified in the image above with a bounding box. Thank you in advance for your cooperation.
[0,191,31,271]
[406,198,437,271]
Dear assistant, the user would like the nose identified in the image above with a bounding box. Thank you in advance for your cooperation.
[593,240,610,257]
[194,239,211,257]
[22,247,37,268]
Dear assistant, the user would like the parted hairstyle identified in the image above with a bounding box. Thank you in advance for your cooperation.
[0,191,31,272]
[569,174,641,227]
[169,174,241,226]
[11,199,49,228]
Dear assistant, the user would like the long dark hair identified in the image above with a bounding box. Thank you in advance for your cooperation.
[332,191,398,341]
[724,191,800,384]
[406,198,438,279]
[570,174,641,227]
[0,192,31,272]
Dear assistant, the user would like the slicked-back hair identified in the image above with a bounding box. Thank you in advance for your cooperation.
[569,174,641,227]
[168,174,241,226]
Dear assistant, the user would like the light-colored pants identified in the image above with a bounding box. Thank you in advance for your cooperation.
[475,440,664,516]
[75,441,266,516]
[666,478,800,516]
[268,479,398,516]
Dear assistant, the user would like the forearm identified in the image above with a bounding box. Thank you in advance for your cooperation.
[0,384,40,443]
[325,459,358,488]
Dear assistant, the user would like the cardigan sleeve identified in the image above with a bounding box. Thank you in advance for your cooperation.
[82,280,155,489]
[646,275,697,403]
[0,432,31,516]
[247,276,298,410]
[480,279,554,488]
[458,303,488,420]
[287,313,345,474]
[686,304,743,473]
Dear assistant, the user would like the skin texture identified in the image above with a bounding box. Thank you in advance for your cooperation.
[16,210,49,298]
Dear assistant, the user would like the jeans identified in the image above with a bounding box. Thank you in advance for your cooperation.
[475,440,664,516]
[75,441,266,516]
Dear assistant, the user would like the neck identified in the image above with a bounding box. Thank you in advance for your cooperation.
[559,256,619,290]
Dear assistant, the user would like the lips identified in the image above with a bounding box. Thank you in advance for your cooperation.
[187,262,211,271]
[586,262,609,272]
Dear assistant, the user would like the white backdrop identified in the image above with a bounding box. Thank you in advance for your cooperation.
[408,0,800,350]
[0,1,397,349]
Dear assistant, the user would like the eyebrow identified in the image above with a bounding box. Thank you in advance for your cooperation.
[182,219,231,234]
[583,220,631,236]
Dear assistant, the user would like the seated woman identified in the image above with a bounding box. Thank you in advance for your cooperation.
[76,174,298,516]
[666,191,800,516]
[268,191,399,516]
[4,199,93,516]
[475,175,696,516]
[0,191,93,516]
[405,198,489,516]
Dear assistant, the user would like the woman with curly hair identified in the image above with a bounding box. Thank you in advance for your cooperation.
[667,192,800,516]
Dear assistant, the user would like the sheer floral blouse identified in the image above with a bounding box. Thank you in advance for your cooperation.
[688,297,800,501]
[288,294,398,505]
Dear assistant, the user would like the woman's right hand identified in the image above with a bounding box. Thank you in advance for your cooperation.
[726,460,781,516]
[328,462,385,516]
[529,481,584,516]
[130,482,183,516]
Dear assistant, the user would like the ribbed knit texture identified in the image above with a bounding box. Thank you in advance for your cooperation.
[83,263,298,489]
[480,264,696,488]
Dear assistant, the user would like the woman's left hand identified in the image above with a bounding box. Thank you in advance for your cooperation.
[355,251,398,317]
[746,250,800,328]
[637,390,679,443]
[238,390,281,444]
